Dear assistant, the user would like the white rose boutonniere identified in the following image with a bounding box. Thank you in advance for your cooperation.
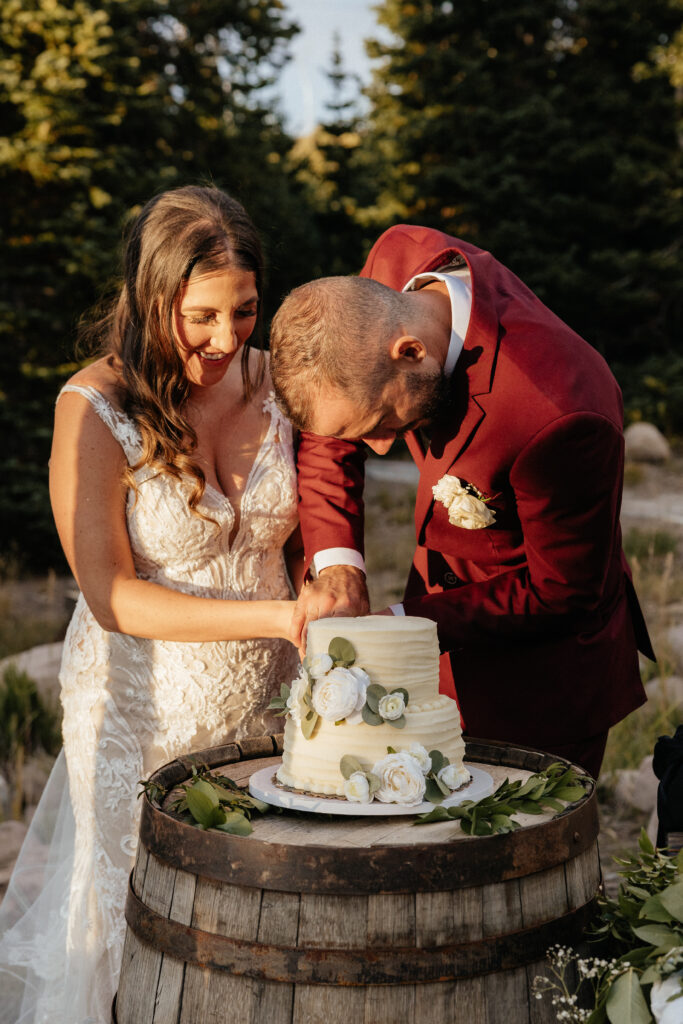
[432,474,496,530]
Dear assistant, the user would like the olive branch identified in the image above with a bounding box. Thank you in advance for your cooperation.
[414,762,590,834]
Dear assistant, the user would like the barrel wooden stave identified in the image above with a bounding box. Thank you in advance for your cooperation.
[115,740,600,1024]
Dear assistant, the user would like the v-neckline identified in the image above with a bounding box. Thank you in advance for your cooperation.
[200,396,279,548]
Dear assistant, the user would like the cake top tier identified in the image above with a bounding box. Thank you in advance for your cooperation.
[306,615,440,706]
[307,615,438,645]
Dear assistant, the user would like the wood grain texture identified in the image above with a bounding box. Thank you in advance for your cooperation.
[115,741,600,1024]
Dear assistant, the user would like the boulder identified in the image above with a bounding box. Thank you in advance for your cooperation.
[613,754,659,815]
[645,675,683,708]
[667,625,683,667]
[624,422,671,463]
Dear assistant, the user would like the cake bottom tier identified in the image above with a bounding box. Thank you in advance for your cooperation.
[277,697,465,797]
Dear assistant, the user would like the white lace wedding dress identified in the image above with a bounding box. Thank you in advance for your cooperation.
[0,384,300,1024]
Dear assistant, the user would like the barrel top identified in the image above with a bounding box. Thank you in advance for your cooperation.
[138,736,598,895]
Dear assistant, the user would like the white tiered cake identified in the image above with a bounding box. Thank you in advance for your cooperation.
[275,615,467,803]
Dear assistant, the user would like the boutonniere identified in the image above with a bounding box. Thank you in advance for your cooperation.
[432,474,496,529]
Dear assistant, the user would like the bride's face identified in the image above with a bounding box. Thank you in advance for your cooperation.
[173,267,258,388]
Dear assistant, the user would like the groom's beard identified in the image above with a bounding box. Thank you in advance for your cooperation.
[402,366,451,437]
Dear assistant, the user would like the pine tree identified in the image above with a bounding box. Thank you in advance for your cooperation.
[0,0,307,568]
[361,0,682,365]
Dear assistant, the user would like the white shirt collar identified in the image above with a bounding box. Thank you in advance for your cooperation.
[402,266,472,377]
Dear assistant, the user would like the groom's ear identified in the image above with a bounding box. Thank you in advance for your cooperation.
[389,335,427,363]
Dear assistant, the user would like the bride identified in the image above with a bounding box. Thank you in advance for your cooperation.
[0,185,303,1022]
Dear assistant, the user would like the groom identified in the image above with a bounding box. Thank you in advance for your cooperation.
[269,224,653,777]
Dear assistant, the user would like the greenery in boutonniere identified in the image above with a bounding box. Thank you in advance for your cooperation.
[414,761,589,834]
[533,831,683,1023]
[140,764,270,837]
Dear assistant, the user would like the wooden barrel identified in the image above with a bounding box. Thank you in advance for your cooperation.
[114,736,600,1024]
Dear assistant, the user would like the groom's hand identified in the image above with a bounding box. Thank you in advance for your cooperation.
[290,565,370,652]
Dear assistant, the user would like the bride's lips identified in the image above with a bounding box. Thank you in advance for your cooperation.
[198,351,230,363]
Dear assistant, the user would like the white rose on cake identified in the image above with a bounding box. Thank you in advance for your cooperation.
[433,474,495,530]
[311,666,367,722]
[344,667,371,724]
[378,692,406,721]
[437,763,471,790]
[407,743,432,774]
[372,752,427,806]
[308,652,334,678]
[343,771,372,804]
[286,668,308,724]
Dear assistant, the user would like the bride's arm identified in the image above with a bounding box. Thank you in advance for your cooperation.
[49,391,294,642]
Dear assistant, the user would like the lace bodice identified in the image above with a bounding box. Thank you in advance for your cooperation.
[0,383,300,1023]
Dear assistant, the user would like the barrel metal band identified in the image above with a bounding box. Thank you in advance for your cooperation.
[125,873,597,986]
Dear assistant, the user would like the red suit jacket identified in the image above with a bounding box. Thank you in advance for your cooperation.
[296,225,651,749]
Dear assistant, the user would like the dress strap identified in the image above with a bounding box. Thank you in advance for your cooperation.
[58,384,143,464]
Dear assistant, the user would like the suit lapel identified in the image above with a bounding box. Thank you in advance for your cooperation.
[414,249,500,537]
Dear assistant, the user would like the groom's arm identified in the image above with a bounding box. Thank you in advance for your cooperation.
[290,432,370,646]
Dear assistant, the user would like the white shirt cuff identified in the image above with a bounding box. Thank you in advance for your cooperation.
[388,603,405,616]
[312,548,367,576]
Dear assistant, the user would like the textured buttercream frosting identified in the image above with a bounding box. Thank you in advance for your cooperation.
[277,615,465,797]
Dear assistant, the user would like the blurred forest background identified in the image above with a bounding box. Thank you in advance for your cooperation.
[1,0,682,574]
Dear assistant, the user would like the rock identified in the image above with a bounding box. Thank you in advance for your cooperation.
[613,755,659,815]
[0,641,64,705]
[645,675,683,708]
[667,625,683,668]
[624,422,671,463]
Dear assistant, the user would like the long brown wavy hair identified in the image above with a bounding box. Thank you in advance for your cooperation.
[81,185,266,513]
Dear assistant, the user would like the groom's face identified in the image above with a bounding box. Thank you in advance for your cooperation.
[310,365,447,455]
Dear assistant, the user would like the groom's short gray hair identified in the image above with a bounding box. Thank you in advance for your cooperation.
[269,275,405,431]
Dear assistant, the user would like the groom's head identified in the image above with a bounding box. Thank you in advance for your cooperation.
[270,276,450,454]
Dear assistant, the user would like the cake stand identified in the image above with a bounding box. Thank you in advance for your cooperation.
[248,761,494,816]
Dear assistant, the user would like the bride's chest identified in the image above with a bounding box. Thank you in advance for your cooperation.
[125,428,297,569]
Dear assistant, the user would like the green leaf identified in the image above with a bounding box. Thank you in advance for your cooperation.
[429,749,447,774]
[631,923,682,947]
[639,829,656,856]
[367,773,381,795]
[491,814,514,833]
[387,715,406,729]
[517,800,544,815]
[301,710,319,739]
[215,811,253,836]
[553,786,586,802]
[425,777,447,804]
[414,805,451,824]
[659,882,683,923]
[279,683,291,700]
[192,778,220,807]
[605,968,652,1024]
[186,788,219,828]
[639,893,673,923]
[365,684,387,713]
[267,696,287,711]
[340,754,363,779]
[361,704,384,726]
[328,637,356,665]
